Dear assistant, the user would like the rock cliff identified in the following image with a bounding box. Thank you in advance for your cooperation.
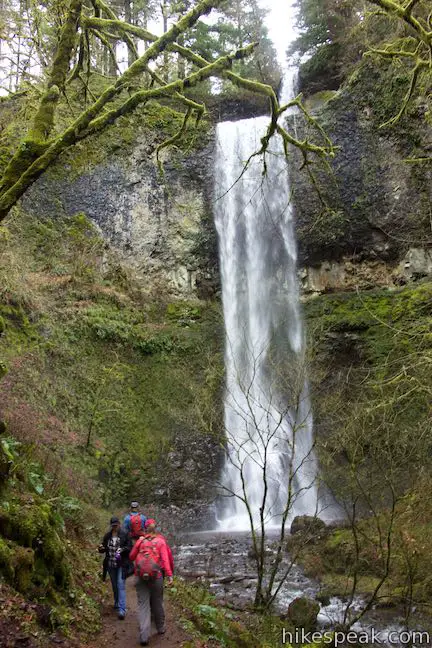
[290,61,432,290]
[22,105,219,301]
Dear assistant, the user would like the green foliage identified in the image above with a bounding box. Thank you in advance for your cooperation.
[169,579,276,647]
[79,304,183,353]
[166,300,201,324]
[301,281,432,614]
[289,0,359,58]
[298,43,342,95]
[0,207,223,507]
[55,496,83,526]
[0,429,105,639]
[0,442,70,596]
[0,436,20,464]
[185,1,281,87]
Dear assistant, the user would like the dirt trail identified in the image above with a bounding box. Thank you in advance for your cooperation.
[82,579,193,648]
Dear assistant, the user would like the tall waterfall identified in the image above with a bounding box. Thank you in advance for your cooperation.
[214,74,319,531]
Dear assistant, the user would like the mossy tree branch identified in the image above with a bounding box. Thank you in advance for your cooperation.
[0,42,255,219]
[366,0,432,128]
[30,0,83,140]
[0,0,83,192]
[0,0,223,220]
[0,0,335,223]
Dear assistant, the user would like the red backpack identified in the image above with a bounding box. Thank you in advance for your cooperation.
[130,514,144,538]
[134,536,162,581]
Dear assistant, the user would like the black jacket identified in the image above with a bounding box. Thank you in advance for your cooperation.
[99,529,131,580]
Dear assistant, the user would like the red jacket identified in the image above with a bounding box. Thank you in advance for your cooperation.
[129,533,174,578]
[157,533,174,575]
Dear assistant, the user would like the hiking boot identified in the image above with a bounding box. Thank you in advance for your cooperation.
[140,641,149,646]
[118,613,125,620]
[157,629,166,635]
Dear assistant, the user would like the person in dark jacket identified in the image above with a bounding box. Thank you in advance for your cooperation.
[98,516,131,619]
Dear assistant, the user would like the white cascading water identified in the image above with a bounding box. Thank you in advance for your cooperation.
[214,73,319,531]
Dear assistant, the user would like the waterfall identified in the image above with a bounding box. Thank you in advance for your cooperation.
[214,72,319,531]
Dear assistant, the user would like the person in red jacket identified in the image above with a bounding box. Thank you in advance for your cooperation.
[143,518,174,576]
[129,519,174,646]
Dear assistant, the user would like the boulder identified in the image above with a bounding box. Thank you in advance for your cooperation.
[287,597,320,632]
[290,515,328,538]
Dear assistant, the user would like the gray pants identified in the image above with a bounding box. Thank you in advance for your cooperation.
[135,576,165,642]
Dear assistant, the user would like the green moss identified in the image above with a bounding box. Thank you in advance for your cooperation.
[32,554,51,589]
[341,57,424,150]
[306,282,432,453]
[305,90,338,111]
[0,140,48,190]
[166,301,201,324]
[0,304,31,332]
[287,597,320,632]
[301,282,432,606]
[7,502,50,547]
[51,99,210,181]
[0,537,14,581]
[0,489,71,596]
[12,546,34,593]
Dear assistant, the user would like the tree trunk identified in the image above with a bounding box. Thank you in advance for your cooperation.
[124,0,135,66]
[161,0,169,82]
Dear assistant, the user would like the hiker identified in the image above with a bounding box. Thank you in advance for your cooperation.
[123,500,147,539]
[129,519,174,646]
[98,516,130,620]
[143,518,174,576]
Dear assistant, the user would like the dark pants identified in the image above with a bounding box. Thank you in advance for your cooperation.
[107,566,126,615]
[135,576,165,643]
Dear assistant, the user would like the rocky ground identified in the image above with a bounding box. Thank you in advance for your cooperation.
[81,579,193,648]
[174,530,318,612]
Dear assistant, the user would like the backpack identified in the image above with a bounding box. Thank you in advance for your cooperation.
[130,513,144,538]
[134,536,162,581]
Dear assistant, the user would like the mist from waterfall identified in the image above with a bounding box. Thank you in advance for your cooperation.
[214,72,319,531]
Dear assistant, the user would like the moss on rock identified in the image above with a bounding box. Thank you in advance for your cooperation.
[286,597,320,632]
[0,537,14,581]
[12,546,35,593]
[0,496,70,596]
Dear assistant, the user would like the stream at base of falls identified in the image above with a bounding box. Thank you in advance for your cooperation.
[174,531,430,647]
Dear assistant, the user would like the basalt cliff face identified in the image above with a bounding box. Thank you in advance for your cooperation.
[20,95,273,303]
[23,121,219,301]
[290,61,432,294]
[22,85,432,300]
